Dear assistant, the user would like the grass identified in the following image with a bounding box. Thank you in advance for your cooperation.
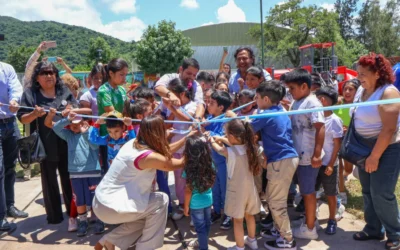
[345,178,400,220]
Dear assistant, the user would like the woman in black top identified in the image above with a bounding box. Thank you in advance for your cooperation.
[17,62,77,224]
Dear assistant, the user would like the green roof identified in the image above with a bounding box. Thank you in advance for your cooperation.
[182,22,259,46]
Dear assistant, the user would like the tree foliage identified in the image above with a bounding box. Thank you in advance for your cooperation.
[87,37,114,65]
[6,45,37,72]
[0,16,135,69]
[335,0,358,41]
[134,20,193,75]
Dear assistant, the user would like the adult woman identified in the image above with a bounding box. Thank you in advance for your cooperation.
[93,115,193,250]
[352,53,400,250]
[97,58,128,171]
[79,64,106,121]
[17,62,77,225]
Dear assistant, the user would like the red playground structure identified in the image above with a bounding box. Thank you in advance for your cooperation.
[266,42,357,94]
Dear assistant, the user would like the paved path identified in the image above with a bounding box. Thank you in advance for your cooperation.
[0,175,385,250]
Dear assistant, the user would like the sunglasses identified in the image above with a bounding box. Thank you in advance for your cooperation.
[39,71,55,76]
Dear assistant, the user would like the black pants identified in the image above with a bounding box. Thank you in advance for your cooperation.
[40,158,72,224]
[0,120,19,220]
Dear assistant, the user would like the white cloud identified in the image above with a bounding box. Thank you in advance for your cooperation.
[277,1,286,6]
[201,22,214,26]
[180,0,199,9]
[321,3,335,12]
[0,0,145,42]
[103,0,137,14]
[217,0,246,23]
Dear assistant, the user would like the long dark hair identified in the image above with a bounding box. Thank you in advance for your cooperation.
[168,78,193,101]
[123,98,151,119]
[183,135,216,193]
[136,115,171,159]
[31,61,64,95]
[105,58,129,81]
[225,119,260,176]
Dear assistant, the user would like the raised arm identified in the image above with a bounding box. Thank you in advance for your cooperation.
[139,152,185,171]
[57,57,72,74]
[219,50,228,72]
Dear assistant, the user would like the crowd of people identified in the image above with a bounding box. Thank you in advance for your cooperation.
[0,44,399,250]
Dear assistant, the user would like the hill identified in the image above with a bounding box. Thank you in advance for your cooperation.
[0,16,135,69]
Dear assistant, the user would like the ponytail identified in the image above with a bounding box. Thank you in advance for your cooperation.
[243,121,260,176]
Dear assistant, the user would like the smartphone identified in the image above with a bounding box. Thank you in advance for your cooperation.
[223,46,228,52]
[47,57,57,62]
[44,41,57,50]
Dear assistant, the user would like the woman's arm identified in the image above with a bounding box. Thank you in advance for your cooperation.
[219,50,228,72]
[57,57,72,74]
[138,152,185,171]
[183,185,192,216]
[20,105,46,124]
[71,107,92,115]
[366,88,400,173]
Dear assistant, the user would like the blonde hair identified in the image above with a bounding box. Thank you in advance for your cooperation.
[61,74,79,93]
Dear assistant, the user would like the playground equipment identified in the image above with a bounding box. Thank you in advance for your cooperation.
[267,42,357,94]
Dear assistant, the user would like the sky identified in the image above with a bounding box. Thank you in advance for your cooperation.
[0,0,339,42]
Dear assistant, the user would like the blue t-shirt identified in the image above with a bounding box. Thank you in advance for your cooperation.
[182,171,213,209]
[204,115,226,164]
[251,105,298,163]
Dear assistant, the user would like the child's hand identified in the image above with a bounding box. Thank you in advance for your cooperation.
[123,117,132,127]
[238,78,245,90]
[183,205,190,217]
[48,108,57,117]
[162,97,173,109]
[80,121,89,133]
[325,166,333,176]
[311,154,322,168]
[214,136,225,144]
[68,111,77,121]
[225,110,237,118]
[188,127,199,137]
[96,114,107,125]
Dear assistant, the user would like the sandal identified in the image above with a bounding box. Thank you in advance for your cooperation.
[386,239,400,250]
[353,231,384,241]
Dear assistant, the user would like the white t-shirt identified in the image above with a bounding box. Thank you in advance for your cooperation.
[322,114,343,166]
[155,73,204,105]
[79,87,98,120]
[169,101,197,154]
[291,94,325,166]
[332,80,339,93]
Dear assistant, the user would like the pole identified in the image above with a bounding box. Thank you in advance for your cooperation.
[260,0,265,68]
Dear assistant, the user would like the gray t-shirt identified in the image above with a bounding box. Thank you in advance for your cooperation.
[80,86,98,120]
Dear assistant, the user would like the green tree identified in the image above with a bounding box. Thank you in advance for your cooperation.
[87,37,114,65]
[134,20,193,75]
[74,64,92,71]
[6,45,37,72]
[335,0,358,41]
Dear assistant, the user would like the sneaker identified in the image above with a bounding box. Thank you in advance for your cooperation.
[325,219,337,235]
[316,187,325,199]
[260,204,267,216]
[210,213,221,224]
[295,199,305,213]
[287,194,296,208]
[76,220,89,237]
[68,217,78,232]
[261,226,280,240]
[94,220,105,234]
[190,219,194,227]
[261,213,274,229]
[339,192,348,205]
[264,237,297,250]
[172,206,184,221]
[291,217,322,231]
[293,223,318,240]
[220,215,232,230]
[335,204,345,221]
[244,236,258,249]
[188,239,199,248]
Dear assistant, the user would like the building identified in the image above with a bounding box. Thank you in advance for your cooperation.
[182,22,291,71]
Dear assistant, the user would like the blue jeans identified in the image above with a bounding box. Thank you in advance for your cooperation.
[156,170,172,213]
[191,206,211,250]
[0,119,20,219]
[212,162,227,214]
[359,142,400,241]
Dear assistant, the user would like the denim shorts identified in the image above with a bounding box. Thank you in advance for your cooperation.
[71,177,101,207]
[296,165,320,195]
[315,165,339,196]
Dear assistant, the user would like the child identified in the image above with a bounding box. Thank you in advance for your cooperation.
[216,81,229,92]
[51,110,104,237]
[89,111,136,167]
[334,79,361,204]
[250,80,299,249]
[123,98,152,136]
[236,89,256,116]
[216,72,230,88]
[204,90,233,229]
[164,78,197,221]
[197,71,216,93]
[310,73,322,92]
[209,119,261,250]
[285,69,325,240]
[135,87,159,111]
[183,135,216,249]
[315,86,344,235]
[245,66,265,90]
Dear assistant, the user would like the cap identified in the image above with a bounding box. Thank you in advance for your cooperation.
[106,110,123,119]
[70,116,83,124]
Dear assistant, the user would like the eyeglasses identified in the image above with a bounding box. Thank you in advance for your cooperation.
[39,71,55,76]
